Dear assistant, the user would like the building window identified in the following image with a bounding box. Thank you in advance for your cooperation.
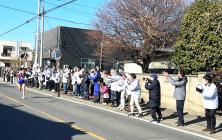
[5,63,11,67]
[80,58,95,69]
[1,46,13,56]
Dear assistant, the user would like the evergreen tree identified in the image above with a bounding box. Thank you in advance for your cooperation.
[173,0,222,74]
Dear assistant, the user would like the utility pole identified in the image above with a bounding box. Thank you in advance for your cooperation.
[16,40,21,68]
[100,41,103,70]
[40,0,44,67]
[33,0,41,68]
[33,0,76,68]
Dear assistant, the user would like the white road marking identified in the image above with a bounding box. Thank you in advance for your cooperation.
[0,82,217,140]
[26,88,216,140]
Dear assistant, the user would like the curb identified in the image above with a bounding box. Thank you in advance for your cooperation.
[0,81,220,140]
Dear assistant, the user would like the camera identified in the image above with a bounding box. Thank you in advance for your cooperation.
[196,84,203,93]
[143,77,148,81]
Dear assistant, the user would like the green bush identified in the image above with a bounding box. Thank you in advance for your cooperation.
[173,0,222,74]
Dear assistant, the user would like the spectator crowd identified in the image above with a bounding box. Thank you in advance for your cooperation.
[1,65,222,134]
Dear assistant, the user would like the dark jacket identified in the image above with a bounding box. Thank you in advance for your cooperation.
[82,74,90,93]
[145,79,161,107]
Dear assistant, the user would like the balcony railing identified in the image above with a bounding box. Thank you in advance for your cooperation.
[1,53,11,57]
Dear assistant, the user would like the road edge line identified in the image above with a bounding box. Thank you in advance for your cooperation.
[26,88,217,140]
[0,92,106,140]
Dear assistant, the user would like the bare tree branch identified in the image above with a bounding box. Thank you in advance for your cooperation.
[89,0,188,71]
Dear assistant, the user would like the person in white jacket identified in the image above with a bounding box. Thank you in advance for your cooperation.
[52,70,61,96]
[108,69,121,107]
[62,68,70,94]
[38,68,44,90]
[71,67,78,96]
[196,74,218,134]
[117,73,129,111]
[127,73,143,117]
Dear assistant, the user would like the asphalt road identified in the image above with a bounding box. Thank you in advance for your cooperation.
[0,83,211,140]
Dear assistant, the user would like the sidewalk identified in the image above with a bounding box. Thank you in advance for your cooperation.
[0,79,221,140]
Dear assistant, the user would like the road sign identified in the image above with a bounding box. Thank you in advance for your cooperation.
[51,48,62,60]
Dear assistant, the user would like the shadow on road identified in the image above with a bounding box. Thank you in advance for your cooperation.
[163,112,188,121]
[28,96,53,99]
[215,123,222,133]
[0,103,86,140]
[185,116,206,126]
[0,83,14,88]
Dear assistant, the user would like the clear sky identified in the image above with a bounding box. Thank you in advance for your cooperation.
[0,0,107,49]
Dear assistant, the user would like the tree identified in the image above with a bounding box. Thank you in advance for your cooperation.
[89,0,187,72]
[172,0,222,74]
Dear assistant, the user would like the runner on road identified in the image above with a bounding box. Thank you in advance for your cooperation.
[17,68,26,99]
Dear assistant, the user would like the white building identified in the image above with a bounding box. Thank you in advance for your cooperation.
[0,40,33,68]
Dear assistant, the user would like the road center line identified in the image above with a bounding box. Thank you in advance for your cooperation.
[0,92,106,140]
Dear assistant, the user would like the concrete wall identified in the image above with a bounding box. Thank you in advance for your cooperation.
[138,72,208,116]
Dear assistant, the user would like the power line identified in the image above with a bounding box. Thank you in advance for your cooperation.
[0,3,90,25]
[57,0,97,10]
[0,4,36,15]
[0,2,91,37]
[45,16,91,25]
[72,3,98,10]
[0,17,36,37]
[44,0,76,14]
[45,1,94,17]
[0,0,91,37]
[0,3,93,24]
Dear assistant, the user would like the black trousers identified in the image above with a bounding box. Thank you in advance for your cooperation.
[205,109,216,129]
[3,73,5,81]
[30,78,35,87]
[48,80,55,91]
[27,78,33,87]
[151,107,162,120]
[54,83,60,93]
[35,77,39,88]
[10,76,13,84]
[176,100,185,124]
[7,75,10,82]
[110,91,119,107]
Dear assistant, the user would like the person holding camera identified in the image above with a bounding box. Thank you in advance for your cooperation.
[145,73,162,123]
[163,70,187,126]
[196,74,218,134]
